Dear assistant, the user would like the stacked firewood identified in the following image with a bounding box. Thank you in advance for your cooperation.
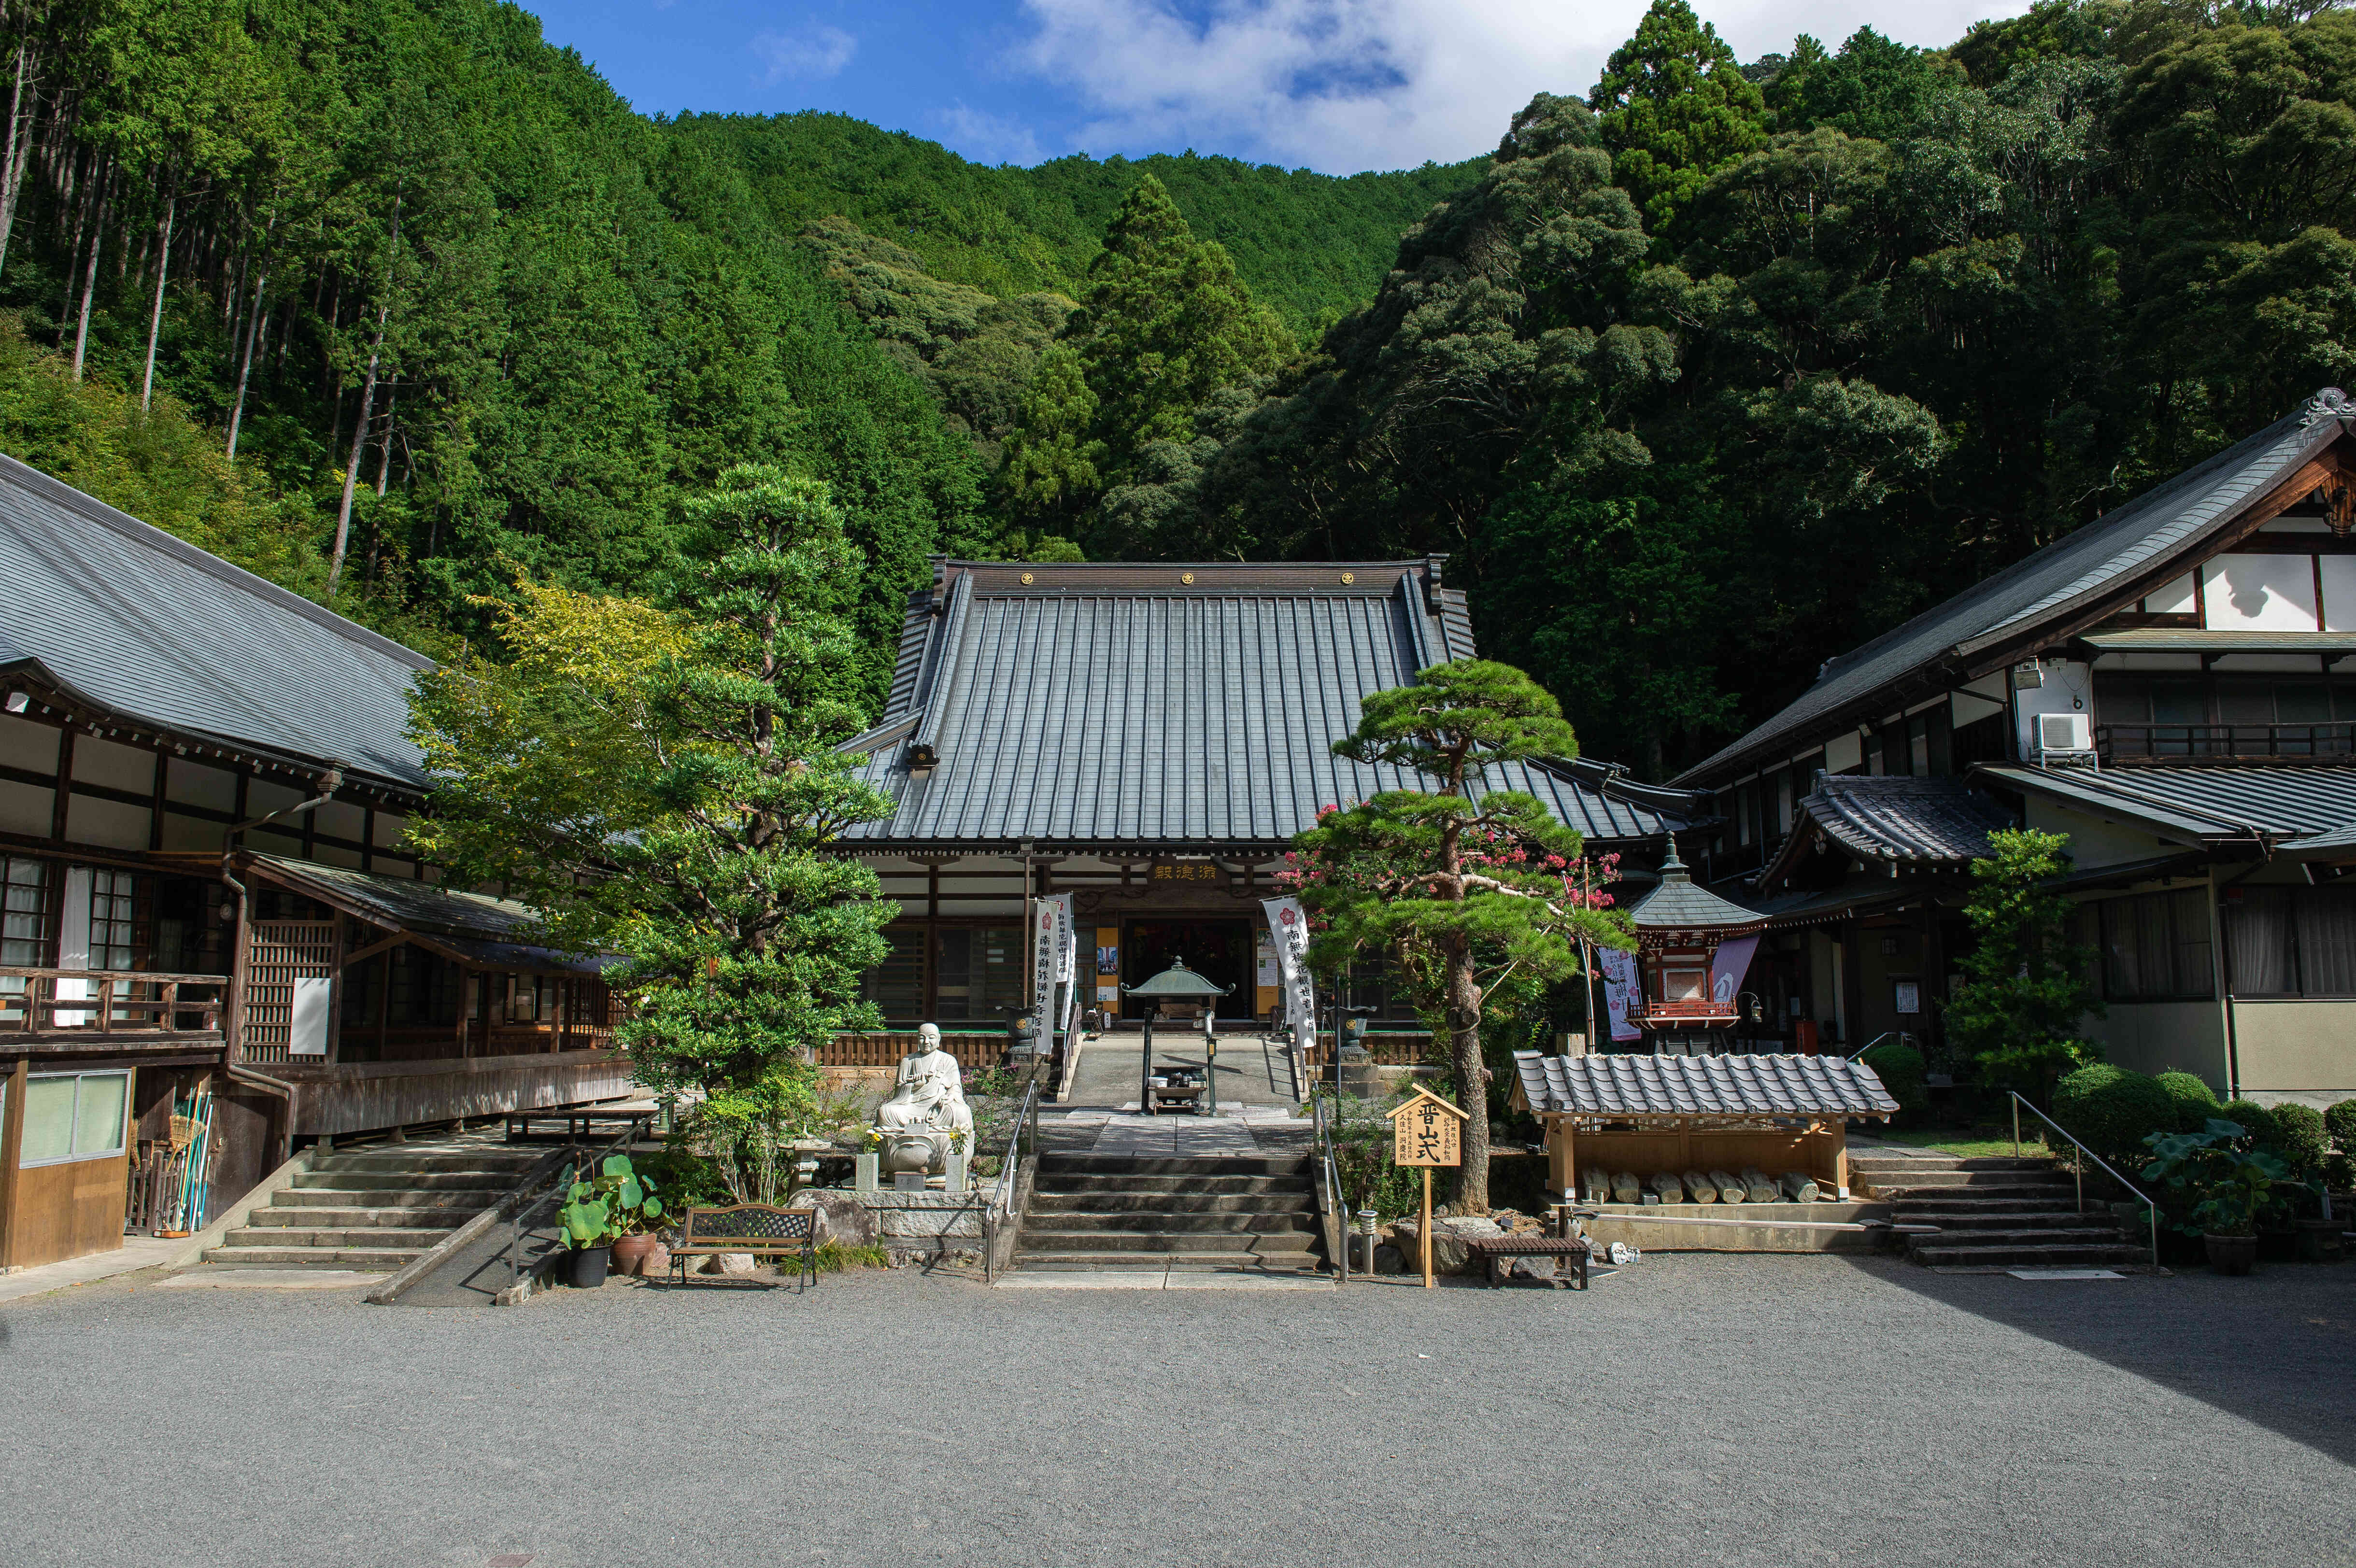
[1583,1167,1825,1204]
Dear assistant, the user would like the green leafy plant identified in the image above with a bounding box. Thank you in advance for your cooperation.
[1945,830,2102,1096]
[2154,1071,2221,1132]
[2052,1064,2177,1164]
[556,1154,664,1250]
[2141,1120,2291,1239]
[1858,1040,1927,1115]
[2269,1102,2329,1180]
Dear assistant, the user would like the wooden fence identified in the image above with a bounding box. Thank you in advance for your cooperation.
[1295,1032,1438,1069]
[0,967,226,1038]
[823,1031,1015,1070]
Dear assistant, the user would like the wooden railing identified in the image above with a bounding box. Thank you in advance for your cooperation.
[2098,721,2356,764]
[823,1031,1015,1070]
[1297,1031,1437,1068]
[0,967,226,1038]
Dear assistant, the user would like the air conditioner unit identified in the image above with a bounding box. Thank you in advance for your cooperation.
[2037,711,2093,756]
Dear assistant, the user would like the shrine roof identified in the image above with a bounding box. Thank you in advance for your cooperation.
[837,557,1714,851]
[1512,1051,1899,1120]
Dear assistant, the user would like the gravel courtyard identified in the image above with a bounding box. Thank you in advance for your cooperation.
[4,1253,2349,1568]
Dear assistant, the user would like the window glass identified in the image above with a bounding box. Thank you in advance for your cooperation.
[2095,677,2149,726]
[1908,715,1930,777]
[2223,890,2296,995]
[2102,890,2216,1001]
[21,1074,74,1162]
[87,869,140,971]
[2275,683,2333,725]
[861,927,926,1022]
[2150,681,2207,724]
[2293,887,2356,996]
[71,1071,126,1156]
[2214,683,2272,726]
[1,856,50,1021]
[934,926,1021,1020]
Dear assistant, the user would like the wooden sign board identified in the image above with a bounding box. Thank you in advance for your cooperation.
[1387,1088,1466,1168]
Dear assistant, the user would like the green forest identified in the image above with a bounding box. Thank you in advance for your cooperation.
[2,0,2352,772]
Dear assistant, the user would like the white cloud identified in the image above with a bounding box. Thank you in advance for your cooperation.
[939,101,1047,166]
[751,23,857,85]
[1008,0,2033,174]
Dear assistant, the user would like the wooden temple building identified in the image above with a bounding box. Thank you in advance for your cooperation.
[831,557,1717,1052]
[0,458,624,1269]
[1676,386,2356,1106]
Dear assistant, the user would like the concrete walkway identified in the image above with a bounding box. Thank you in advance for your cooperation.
[1063,1030,1302,1110]
[0,1235,184,1306]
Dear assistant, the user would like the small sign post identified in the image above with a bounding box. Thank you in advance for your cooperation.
[1386,1088,1468,1288]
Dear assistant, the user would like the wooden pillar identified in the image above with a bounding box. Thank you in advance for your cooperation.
[1916,896,1945,1055]
[1546,1115,1576,1200]
[0,1056,26,1269]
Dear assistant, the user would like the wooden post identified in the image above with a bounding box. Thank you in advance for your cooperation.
[0,1056,25,1268]
[1420,1165,1433,1289]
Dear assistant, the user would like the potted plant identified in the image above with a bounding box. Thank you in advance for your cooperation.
[557,1154,664,1287]
[2142,1119,2290,1275]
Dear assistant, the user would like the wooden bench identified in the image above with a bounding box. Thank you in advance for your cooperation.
[1460,1234,1593,1290]
[668,1204,818,1289]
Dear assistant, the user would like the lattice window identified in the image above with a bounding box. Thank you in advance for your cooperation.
[88,868,143,972]
[242,919,336,1063]
[0,857,52,1022]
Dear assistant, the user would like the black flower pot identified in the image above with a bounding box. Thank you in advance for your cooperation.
[2203,1233,2257,1276]
[567,1245,611,1288]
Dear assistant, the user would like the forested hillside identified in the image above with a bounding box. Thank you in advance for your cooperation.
[3,0,2353,775]
[0,0,1465,705]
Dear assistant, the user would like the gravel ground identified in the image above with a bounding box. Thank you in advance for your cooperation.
[3,1252,2350,1568]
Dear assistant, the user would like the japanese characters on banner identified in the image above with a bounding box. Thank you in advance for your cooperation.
[1260,896,1317,1039]
[1030,894,1077,1037]
[1710,933,1760,1014]
[1053,895,1079,1035]
[1597,946,1643,1043]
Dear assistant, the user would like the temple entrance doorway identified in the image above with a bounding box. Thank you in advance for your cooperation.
[1120,918,1255,1020]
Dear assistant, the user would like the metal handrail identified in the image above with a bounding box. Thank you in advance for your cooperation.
[503,1121,644,1291]
[1840,1030,1913,1064]
[1311,1088,1348,1283]
[2009,1090,2162,1268]
[982,1065,1045,1285]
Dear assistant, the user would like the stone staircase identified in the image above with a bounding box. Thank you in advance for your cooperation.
[1850,1151,2148,1270]
[205,1132,543,1270]
[1013,1153,1327,1273]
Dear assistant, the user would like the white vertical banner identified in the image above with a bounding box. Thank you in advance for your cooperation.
[1598,946,1643,1044]
[1261,897,1316,1041]
[1050,894,1078,1034]
[1031,897,1060,1029]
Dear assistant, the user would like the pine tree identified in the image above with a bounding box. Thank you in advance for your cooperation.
[1285,661,1630,1212]
[1589,0,1770,237]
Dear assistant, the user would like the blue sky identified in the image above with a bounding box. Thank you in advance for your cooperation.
[524,0,2033,176]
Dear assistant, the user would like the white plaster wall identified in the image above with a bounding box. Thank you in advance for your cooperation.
[2231,1000,2356,1095]
[2084,1002,2228,1095]
[2013,659,2094,757]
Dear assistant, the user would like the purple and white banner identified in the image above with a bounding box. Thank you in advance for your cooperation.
[1261,896,1316,1039]
[1598,946,1642,1043]
[1710,933,1761,1016]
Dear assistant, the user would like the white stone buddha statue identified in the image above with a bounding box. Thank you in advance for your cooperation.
[873,1023,973,1173]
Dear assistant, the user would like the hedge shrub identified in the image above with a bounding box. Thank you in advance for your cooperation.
[2217,1098,2280,1149]
[2324,1099,2356,1153]
[1858,1041,1926,1114]
[2270,1103,2329,1178]
[2052,1064,2177,1162]
[2153,1071,2220,1131]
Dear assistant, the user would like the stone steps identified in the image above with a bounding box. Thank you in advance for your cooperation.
[1031,1190,1317,1215]
[1866,1148,2144,1269]
[1911,1241,2150,1269]
[223,1225,455,1250]
[1013,1251,1324,1272]
[207,1132,536,1271]
[1012,1153,1328,1275]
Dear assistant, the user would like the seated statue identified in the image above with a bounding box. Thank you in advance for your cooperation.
[873,1023,974,1175]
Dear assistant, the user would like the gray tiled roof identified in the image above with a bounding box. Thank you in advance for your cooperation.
[246,854,610,975]
[1798,776,2015,865]
[840,560,1709,849]
[0,456,432,788]
[1513,1050,1899,1118]
[1676,389,2354,788]
[1981,762,2356,844]
[1629,853,1761,931]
